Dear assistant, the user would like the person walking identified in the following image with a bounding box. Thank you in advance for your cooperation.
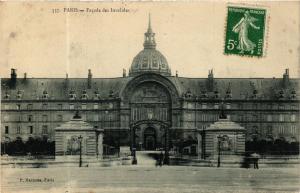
[251,153,260,169]
[159,152,163,167]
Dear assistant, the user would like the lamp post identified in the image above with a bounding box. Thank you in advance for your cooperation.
[217,135,223,168]
[164,126,169,165]
[132,127,137,165]
[201,127,206,159]
[78,135,83,167]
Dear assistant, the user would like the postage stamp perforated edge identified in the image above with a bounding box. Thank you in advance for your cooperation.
[223,3,270,58]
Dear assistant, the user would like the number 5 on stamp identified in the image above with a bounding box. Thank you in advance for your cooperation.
[224,6,266,57]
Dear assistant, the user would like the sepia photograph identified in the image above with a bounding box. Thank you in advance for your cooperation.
[0,1,299,193]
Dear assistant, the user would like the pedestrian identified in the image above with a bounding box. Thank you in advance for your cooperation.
[159,152,163,167]
[254,157,259,169]
[251,153,260,169]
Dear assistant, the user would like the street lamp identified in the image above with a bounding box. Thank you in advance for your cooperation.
[217,135,223,168]
[201,127,206,159]
[163,126,169,165]
[78,135,83,167]
[132,127,137,165]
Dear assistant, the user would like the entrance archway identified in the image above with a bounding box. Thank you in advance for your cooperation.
[144,127,156,150]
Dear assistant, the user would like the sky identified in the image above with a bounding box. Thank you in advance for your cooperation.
[0,1,299,78]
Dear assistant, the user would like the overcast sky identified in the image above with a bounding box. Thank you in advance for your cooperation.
[0,1,299,78]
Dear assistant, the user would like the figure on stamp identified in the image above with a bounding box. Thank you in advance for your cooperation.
[232,10,260,54]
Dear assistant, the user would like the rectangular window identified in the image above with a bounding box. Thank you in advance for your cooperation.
[226,103,231,109]
[267,126,272,134]
[42,125,48,134]
[3,115,9,122]
[81,104,87,110]
[214,103,219,109]
[57,104,63,110]
[57,115,63,121]
[278,126,284,134]
[28,115,33,122]
[279,114,284,122]
[27,104,33,110]
[17,126,21,134]
[69,104,74,110]
[267,104,272,109]
[42,115,48,122]
[202,114,206,121]
[201,103,207,109]
[267,115,272,122]
[239,115,243,122]
[4,104,9,110]
[42,104,48,109]
[238,103,243,110]
[290,125,297,135]
[28,126,33,134]
[279,105,285,110]
[253,104,258,109]
[291,114,296,122]
[93,114,98,121]
[5,126,9,134]
[93,104,98,109]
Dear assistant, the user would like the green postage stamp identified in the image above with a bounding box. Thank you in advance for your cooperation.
[224,6,267,57]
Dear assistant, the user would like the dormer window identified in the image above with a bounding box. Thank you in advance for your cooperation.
[290,89,296,100]
[42,90,49,99]
[185,89,192,98]
[69,90,76,100]
[109,90,115,98]
[81,90,88,100]
[225,90,232,99]
[200,91,208,99]
[278,90,285,100]
[252,89,258,99]
[4,92,10,100]
[214,90,220,99]
[17,90,22,100]
[94,91,100,99]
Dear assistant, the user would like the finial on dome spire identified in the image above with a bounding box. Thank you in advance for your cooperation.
[144,13,156,49]
[148,13,152,33]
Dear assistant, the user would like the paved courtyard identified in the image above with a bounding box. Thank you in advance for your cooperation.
[1,165,299,193]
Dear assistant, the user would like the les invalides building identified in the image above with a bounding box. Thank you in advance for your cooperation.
[1,17,299,157]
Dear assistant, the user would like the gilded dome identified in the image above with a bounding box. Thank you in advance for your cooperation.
[129,16,171,76]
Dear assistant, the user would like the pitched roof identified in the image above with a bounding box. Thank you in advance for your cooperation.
[1,76,299,100]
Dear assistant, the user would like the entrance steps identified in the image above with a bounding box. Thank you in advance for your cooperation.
[135,151,159,166]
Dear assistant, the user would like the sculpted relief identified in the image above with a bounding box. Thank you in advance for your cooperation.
[131,82,170,103]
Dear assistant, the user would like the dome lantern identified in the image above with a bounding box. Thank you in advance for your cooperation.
[129,14,171,77]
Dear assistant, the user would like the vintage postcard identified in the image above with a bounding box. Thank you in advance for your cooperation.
[0,1,299,193]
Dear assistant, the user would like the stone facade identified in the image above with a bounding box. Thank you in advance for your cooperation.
[1,18,299,155]
[55,112,103,157]
[198,117,245,158]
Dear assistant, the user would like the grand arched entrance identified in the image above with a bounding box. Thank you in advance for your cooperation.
[120,73,181,164]
[144,127,156,150]
[129,81,172,150]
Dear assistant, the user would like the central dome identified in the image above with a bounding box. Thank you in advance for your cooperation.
[129,16,171,77]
